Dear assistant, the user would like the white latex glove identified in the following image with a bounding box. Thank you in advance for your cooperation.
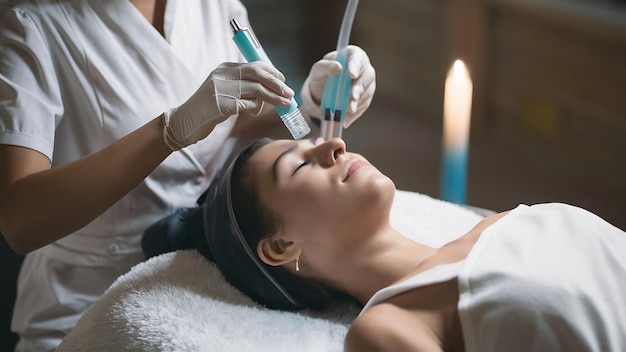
[163,61,293,150]
[300,45,376,128]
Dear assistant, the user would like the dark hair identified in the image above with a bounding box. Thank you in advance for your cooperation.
[200,138,338,311]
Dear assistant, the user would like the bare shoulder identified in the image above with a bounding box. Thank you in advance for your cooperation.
[345,303,442,352]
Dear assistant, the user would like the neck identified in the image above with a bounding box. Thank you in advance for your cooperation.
[322,224,437,305]
[131,0,166,35]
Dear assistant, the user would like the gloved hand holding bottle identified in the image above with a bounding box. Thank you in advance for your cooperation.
[163,61,294,151]
[299,45,376,129]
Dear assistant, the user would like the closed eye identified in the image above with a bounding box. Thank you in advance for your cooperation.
[290,138,316,176]
[292,162,308,176]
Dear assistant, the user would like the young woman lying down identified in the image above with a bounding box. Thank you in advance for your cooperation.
[142,137,626,351]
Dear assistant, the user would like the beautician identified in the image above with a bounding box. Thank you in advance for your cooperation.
[0,0,375,350]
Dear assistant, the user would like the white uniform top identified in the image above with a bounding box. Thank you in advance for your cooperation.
[362,204,626,351]
[0,0,250,349]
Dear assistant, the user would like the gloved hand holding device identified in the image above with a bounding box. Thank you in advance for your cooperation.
[163,61,294,151]
[300,45,376,129]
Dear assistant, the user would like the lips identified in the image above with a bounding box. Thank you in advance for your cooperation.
[344,160,367,181]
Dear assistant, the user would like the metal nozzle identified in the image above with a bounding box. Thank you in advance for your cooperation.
[230,18,242,34]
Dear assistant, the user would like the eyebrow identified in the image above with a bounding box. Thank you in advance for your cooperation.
[271,138,318,183]
[272,143,298,183]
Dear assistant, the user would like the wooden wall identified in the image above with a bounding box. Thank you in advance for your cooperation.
[352,0,448,125]
[484,0,626,179]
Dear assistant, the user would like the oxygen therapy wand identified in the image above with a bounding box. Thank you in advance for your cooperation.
[320,0,360,140]
[230,18,311,140]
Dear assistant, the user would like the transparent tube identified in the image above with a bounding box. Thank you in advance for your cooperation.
[336,0,360,65]
[320,0,360,140]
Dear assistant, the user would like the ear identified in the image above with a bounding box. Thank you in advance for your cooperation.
[257,234,300,267]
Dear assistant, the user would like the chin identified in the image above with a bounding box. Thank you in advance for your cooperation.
[371,173,395,192]
[360,173,396,209]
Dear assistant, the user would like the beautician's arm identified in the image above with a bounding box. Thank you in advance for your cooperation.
[0,115,172,254]
[0,44,297,254]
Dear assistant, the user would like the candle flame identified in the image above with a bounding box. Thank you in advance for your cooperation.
[452,59,470,81]
[443,59,473,150]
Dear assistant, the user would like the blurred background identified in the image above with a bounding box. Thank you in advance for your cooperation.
[242,0,626,231]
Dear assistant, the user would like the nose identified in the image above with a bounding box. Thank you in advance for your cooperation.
[312,138,346,167]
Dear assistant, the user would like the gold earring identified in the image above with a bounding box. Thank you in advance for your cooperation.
[295,257,300,272]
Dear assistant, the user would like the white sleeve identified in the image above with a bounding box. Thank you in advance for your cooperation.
[0,4,63,161]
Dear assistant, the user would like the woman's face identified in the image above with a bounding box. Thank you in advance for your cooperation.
[248,138,396,247]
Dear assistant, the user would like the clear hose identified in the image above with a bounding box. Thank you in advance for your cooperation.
[320,0,360,140]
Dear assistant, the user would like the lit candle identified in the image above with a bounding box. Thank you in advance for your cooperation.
[440,59,473,204]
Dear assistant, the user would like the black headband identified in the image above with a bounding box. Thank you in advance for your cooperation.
[202,157,303,308]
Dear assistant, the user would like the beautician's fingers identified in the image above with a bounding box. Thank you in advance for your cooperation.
[299,45,376,126]
[305,59,342,102]
[220,62,294,98]
[323,45,369,80]
[297,59,342,120]
[162,62,292,151]
[344,78,375,128]
[341,46,376,128]
[211,63,293,110]
[238,81,293,107]
[344,63,376,128]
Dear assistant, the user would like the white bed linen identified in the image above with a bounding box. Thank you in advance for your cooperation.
[458,203,626,351]
[57,190,484,352]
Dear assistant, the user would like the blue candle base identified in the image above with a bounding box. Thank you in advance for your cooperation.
[440,148,468,204]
